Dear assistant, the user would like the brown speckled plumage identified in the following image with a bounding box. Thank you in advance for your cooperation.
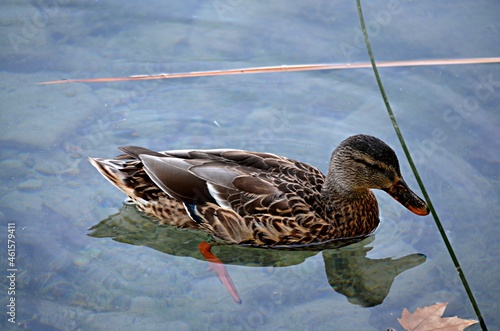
[89,134,429,247]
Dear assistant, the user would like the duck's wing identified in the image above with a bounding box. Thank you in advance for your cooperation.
[119,146,325,219]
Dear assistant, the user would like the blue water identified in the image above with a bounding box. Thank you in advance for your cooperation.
[1,1,499,330]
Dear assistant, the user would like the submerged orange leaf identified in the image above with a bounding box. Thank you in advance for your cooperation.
[397,302,477,331]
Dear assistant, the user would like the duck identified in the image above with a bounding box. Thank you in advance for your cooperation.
[89,134,429,247]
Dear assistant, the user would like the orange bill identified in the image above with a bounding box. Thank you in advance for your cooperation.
[383,179,430,216]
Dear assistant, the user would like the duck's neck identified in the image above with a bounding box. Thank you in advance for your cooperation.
[322,164,362,199]
[321,179,380,236]
[321,179,374,207]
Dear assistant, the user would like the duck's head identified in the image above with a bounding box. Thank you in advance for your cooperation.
[326,134,429,216]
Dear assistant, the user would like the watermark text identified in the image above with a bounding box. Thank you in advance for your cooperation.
[6,223,17,324]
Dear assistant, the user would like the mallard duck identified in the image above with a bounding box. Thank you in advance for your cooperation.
[89,134,429,247]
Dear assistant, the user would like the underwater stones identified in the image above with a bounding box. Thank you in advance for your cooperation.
[0,159,27,179]
[129,296,159,314]
[34,161,64,176]
[2,190,43,213]
[17,178,43,190]
[0,73,100,149]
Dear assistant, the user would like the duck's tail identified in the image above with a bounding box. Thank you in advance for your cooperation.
[89,157,140,198]
[88,156,196,228]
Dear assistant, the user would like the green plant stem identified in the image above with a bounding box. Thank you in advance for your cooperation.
[355,1,487,329]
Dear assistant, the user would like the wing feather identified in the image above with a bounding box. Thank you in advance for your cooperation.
[140,155,213,205]
[121,147,325,220]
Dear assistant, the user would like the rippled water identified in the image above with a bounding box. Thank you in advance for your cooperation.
[1,1,499,330]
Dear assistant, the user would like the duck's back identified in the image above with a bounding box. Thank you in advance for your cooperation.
[129,147,327,218]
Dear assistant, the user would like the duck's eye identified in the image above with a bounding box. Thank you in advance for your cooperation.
[353,157,396,183]
[353,158,386,174]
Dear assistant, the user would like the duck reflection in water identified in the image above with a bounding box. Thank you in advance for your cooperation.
[89,203,425,307]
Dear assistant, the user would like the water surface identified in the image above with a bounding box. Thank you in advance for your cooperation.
[1,1,498,330]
